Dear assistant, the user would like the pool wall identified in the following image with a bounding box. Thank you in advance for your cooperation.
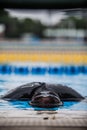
[0,110,87,130]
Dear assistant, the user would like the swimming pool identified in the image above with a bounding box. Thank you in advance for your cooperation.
[0,63,87,111]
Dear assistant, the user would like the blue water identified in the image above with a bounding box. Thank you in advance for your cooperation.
[0,73,87,111]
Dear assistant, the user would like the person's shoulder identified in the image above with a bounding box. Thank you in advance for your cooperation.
[18,82,42,89]
[47,83,68,88]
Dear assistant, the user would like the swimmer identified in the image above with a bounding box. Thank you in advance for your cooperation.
[1,82,84,108]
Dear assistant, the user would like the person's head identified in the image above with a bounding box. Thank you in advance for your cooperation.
[30,91,63,108]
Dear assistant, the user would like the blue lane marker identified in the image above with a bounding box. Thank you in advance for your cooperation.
[0,65,12,74]
[31,67,47,75]
[64,66,80,75]
[0,64,87,75]
[48,66,64,75]
[80,66,87,74]
[14,67,29,75]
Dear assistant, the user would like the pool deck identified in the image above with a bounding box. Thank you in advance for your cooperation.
[0,110,87,130]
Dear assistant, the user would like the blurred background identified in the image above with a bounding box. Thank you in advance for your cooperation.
[0,8,87,111]
[0,0,87,118]
[0,8,87,73]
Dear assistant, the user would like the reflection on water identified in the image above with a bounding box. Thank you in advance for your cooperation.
[0,99,80,111]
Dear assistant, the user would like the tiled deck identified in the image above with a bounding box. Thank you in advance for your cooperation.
[0,110,87,130]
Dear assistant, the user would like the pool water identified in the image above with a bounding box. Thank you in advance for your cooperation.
[0,73,87,111]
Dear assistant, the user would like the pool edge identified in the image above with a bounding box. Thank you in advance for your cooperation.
[0,110,87,129]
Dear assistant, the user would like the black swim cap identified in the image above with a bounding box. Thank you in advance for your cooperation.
[30,91,62,108]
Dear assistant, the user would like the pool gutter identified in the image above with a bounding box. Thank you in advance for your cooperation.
[0,110,87,130]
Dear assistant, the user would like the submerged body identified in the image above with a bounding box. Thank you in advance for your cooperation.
[1,82,84,108]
